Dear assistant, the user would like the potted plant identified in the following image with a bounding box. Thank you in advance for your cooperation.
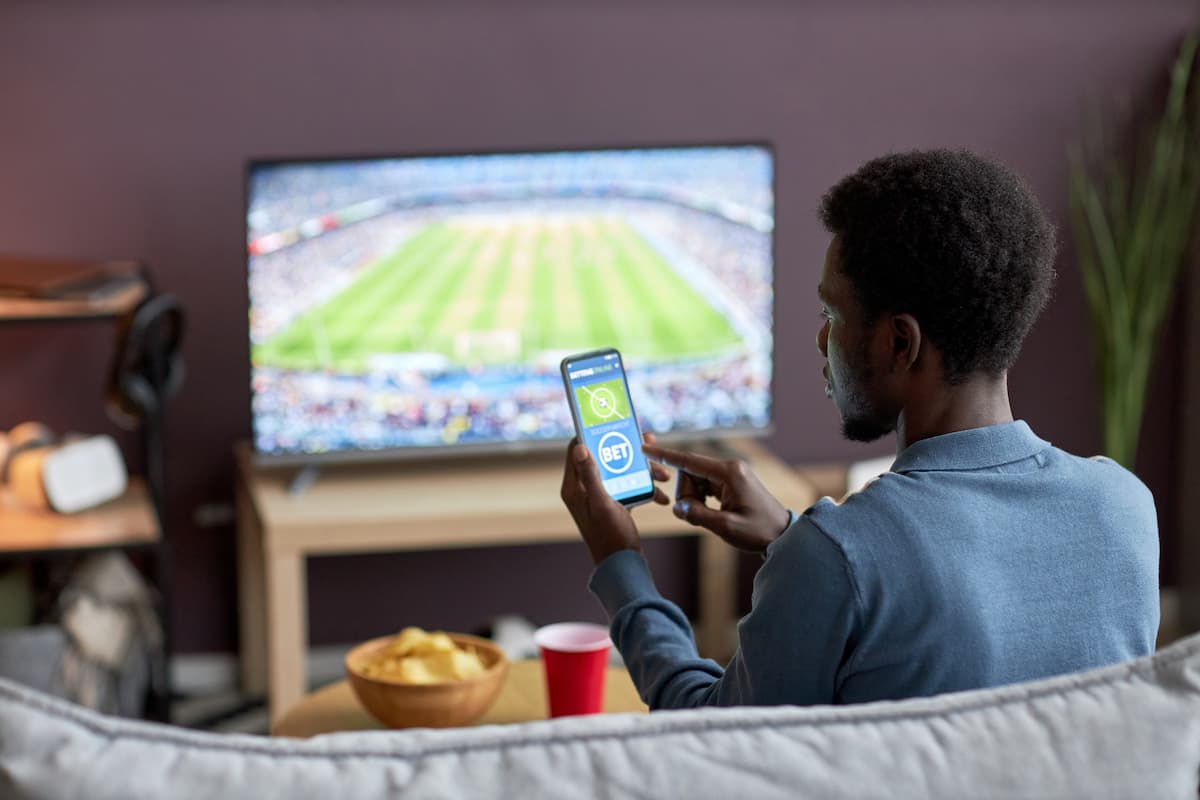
[1069,32,1200,470]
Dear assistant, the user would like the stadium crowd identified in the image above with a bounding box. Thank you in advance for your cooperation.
[634,206,772,332]
[251,349,770,457]
[248,148,772,240]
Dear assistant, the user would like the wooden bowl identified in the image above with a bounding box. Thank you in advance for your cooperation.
[344,633,509,729]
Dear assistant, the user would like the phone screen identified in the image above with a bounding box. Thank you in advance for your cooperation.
[561,349,655,506]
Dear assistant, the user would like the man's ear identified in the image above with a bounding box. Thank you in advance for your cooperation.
[890,313,922,372]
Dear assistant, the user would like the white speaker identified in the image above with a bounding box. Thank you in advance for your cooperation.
[4,428,128,514]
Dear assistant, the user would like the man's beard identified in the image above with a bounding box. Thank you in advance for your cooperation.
[842,413,894,443]
[836,337,894,443]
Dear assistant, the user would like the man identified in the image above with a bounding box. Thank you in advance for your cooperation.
[560,149,1160,709]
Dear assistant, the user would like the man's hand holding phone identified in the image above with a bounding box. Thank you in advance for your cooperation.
[641,444,791,554]
[560,433,672,565]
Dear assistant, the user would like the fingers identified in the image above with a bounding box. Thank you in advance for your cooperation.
[560,438,577,489]
[676,465,710,503]
[642,444,729,482]
[566,435,669,510]
[640,432,672,482]
[560,438,585,504]
[572,442,607,498]
[672,497,733,537]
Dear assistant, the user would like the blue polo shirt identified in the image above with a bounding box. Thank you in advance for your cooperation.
[590,421,1160,708]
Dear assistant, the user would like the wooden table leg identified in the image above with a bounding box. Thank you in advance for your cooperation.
[235,479,267,695]
[695,535,737,664]
[265,549,307,724]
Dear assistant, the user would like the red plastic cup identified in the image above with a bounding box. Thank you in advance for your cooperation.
[534,622,611,718]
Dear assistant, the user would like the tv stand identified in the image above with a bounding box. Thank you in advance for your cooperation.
[700,436,755,461]
[286,466,322,496]
[234,438,818,723]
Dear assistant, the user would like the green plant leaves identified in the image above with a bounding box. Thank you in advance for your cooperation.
[1069,32,1200,469]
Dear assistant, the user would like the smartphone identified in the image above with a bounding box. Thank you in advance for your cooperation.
[561,348,655,507]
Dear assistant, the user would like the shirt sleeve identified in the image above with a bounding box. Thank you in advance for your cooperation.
[589,515,862,709]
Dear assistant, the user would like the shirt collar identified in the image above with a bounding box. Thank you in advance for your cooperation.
[890,420,1050,474]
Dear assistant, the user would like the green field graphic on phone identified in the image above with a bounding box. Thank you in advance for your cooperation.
[574,378,631,428]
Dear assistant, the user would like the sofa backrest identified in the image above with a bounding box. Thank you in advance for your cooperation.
[2,633,1199,799]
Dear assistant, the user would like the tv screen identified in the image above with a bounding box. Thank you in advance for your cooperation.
[246,143,774,461]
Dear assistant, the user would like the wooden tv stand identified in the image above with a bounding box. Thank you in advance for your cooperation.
[234,439,818,723]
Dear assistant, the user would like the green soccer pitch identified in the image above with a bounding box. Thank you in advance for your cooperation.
[574,378,632,427]
[253,216,743,373]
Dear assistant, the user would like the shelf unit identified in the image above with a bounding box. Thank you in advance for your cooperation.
[0,480,158,553]
[0,280,149,322]
[0,272,172,720]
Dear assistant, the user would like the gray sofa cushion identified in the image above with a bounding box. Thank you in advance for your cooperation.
[0,625,66,697]
[2,632,1199,799]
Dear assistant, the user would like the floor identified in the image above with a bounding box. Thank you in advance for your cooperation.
[172,689,272,734]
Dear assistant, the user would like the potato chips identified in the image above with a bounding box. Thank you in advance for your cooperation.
[359,627,487,684]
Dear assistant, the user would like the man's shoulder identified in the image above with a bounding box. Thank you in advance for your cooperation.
[799,473,912,545]
[800,444,1157,542]
[1046,447,1156,509]
[1078,451,1152,488]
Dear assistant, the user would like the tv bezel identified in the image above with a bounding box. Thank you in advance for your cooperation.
[243,140,777,467]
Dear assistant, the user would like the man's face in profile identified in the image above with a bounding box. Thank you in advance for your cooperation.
[816,239,896,443]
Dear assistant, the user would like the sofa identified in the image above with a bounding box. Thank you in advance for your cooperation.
[2,632,1199,799]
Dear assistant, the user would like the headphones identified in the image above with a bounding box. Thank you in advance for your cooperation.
[105,294,186,430]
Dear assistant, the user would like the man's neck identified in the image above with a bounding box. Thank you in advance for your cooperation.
[895,372,1014,452]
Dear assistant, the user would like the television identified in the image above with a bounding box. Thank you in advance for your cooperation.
[245,143,774,463]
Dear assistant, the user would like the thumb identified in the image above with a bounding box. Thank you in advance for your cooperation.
[574,444,606,495]
[673,498,733,537]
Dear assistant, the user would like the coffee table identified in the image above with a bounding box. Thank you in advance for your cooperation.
[272,659,648,737]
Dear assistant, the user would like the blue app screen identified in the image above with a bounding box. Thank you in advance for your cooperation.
[564,352,653,504]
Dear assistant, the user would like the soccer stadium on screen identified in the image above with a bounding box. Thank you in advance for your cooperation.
[245,145,774,459]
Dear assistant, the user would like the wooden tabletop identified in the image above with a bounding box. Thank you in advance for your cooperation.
[236,438,818,555]
[0,279,149,321]
[272,659,648,737]
[0,480,159,553]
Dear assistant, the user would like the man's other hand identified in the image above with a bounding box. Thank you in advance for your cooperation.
[641,443,790,554]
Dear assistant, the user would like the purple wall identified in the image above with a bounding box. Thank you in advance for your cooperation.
[1,2,1196,653]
